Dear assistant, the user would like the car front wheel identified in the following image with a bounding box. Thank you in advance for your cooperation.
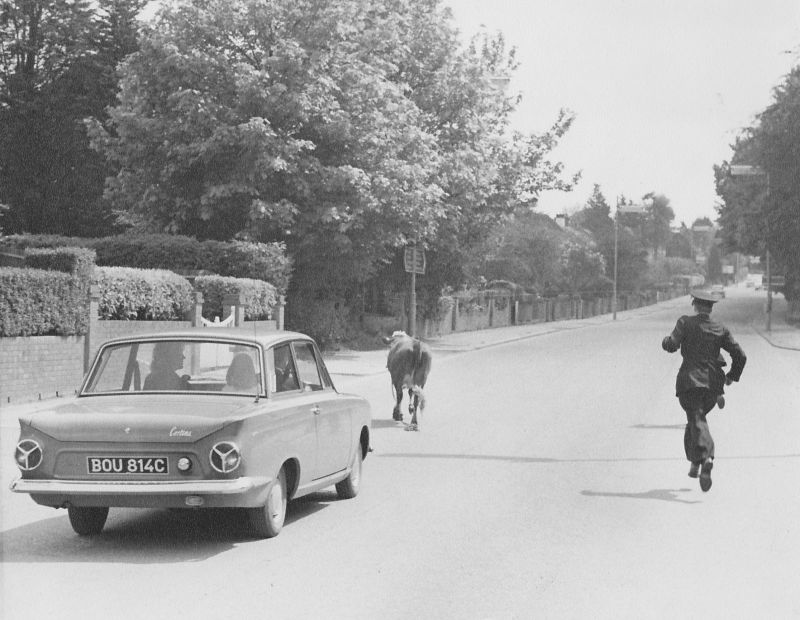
[335,446,363,499]
[68,506,109,536]
[248,468,287,538]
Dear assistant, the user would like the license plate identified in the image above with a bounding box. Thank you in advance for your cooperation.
[87,456,169,474]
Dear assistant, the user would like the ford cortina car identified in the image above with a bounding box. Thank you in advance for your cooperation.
[10,329,371,538]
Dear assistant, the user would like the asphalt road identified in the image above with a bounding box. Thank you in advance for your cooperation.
[1,288,798,619]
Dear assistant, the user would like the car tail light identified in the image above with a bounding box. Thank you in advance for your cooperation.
[210,442,241,473]
[15,439,42,471]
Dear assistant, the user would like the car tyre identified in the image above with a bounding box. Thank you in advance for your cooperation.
[68,506,109,536]
[335,446,363,499]
[248,468,287,538]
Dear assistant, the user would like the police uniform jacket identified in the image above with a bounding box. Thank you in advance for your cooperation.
[662,313,746,396]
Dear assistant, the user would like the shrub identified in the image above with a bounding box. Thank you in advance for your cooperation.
[0,268,87,336]
[92,235,292,292]
[1,234,293,293]
[24,247,96,280]
[285,289,351,348]
[211,240,292,292]
[0,234,93,251]
[94,267,194,320]
[194,275,278,321]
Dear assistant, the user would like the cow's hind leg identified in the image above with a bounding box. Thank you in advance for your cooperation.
[406,388,419,431]
[392,382,404,421]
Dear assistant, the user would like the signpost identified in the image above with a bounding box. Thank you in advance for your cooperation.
[403,247,426,275]
[404,246,426,337]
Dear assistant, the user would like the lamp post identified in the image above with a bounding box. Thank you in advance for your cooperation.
[612,199,646,320]
[729,165,771,331]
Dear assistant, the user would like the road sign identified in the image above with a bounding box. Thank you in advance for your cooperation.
[768,275,786,287]
[404,247,426,274]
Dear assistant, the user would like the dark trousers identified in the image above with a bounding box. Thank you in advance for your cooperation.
[678,388,717,463]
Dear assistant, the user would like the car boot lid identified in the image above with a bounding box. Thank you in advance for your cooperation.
[20,396,258,443]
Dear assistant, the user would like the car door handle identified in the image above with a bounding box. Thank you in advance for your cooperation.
[311,405,321,415]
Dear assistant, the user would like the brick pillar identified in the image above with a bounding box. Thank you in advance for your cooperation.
[84,285,100,372]
[223,293,245,327]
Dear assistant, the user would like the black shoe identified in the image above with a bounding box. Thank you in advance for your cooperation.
[717,395,725,409]
[688,462,700,478]
[700,458,713,492]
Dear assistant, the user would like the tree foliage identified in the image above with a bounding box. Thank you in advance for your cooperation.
[715,64,800,300]
[87,0,579,332]
[641,192,674,257]
[0,0,146,235]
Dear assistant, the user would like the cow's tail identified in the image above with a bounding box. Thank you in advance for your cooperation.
[413,339,424,369]
[409,385,426,411]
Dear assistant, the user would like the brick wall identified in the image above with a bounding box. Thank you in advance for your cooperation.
[0,336,85,405]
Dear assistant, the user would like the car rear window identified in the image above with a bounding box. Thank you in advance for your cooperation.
[83,340,264,395]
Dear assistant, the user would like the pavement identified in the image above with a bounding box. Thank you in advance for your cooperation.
[2,292,797,425]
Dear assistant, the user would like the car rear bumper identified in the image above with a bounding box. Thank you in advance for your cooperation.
[9,476,272,509]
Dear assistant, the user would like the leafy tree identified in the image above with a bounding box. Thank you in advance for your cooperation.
[569,187,649,294]
[644,256,700,287]
[90,0,578,335]
[0,0,146,236]
[706,242,723,283]
[469,209,562,292]
[556,237,608,296]
[666,222,693,259]
[715,65,800,303]
[570,183,612,238]
[641,192,674,258]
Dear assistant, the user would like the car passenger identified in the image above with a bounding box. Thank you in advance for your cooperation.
[143,342,189,391]
[223,353,259,392]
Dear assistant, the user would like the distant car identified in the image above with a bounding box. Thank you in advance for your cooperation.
[711,284,725,298]
[10,330,371,538]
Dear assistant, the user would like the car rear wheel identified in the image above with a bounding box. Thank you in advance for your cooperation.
[335,446,363,499]
[248,468,287,538]
[68,506,109,536]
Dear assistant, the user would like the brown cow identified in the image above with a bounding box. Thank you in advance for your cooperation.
[384,331,432,431]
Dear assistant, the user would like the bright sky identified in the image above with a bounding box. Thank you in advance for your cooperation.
[446,0,800,226]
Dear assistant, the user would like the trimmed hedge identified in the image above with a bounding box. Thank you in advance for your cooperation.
[94,267,195,320]
[24,247,96,280]
[194,275,278,321]
[0,234,92,250]
[1,234,292,293]
[0,268,88,336]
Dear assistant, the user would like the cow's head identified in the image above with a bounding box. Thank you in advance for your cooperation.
[382,330,408,345]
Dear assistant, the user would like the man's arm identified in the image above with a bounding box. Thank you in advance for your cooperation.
[721,329,746,382]
[662,317,685,353]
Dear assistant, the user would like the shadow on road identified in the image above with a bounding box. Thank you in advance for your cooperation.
[581,488,700,504]
[371,419,401,429]
[379,451,800,463]
[0,495,337,563]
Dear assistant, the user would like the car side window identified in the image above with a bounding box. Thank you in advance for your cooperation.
[294,342,324,391]
[272,344,300,393]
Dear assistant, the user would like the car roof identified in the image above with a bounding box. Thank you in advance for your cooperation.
[99,328,313,349]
